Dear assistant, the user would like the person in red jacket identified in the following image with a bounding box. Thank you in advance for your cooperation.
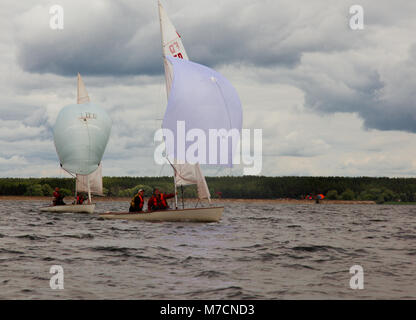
[147,188,175,211]
[76,193,85,205]
[53,187,65,206]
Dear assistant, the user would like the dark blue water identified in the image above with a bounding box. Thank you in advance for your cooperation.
[0,200,415,299]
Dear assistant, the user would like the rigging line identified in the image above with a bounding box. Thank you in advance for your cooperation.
[165,156,177,174]
[61,166,76,178]
[158,161,166,176]
[86,119,92,170]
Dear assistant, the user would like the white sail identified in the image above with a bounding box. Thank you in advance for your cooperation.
[158,1,189,96]
[76,163,103,195]
[53,74,111,175]
[77,73,90,104]
[158,2,237,206]
[162,56,242,166]
[76,73,103,195]
[174,162,211,202]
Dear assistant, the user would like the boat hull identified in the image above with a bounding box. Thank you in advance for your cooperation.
[100,206,223,222]
[39,204,95,214]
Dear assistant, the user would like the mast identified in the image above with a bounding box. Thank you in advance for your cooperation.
[181,185,184,209]
[79,72,91,205]
[158,1,169,99]
[158,1,165,59]
[159,1,186,209]
[87,176,92,204]
[173,172,178,209]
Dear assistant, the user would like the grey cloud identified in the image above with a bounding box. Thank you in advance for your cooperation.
[15,1,162,76]
[4,0,416,178]
[14,0,365,77]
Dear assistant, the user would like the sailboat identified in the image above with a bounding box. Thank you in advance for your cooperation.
[100,1,242,222]
[40,74,111,214]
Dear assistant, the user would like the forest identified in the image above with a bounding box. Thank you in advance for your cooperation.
[1,176,416,203]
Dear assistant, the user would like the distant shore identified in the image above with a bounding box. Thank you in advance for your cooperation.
[0,195,377,204]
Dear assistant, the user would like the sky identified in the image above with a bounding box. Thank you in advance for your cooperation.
[1,0,416,177]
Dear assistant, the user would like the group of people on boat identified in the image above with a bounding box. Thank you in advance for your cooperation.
[129,188,175,213]
[52,187,88,206]
[52,186,174,211]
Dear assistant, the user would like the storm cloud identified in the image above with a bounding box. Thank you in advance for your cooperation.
[2,0,416,177]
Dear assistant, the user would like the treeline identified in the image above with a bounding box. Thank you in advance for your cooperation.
[1,176,416,203]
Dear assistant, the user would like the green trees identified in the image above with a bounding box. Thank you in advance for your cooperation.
[358,188,398,203]
[0,176,414,202]
[24,184,44,196]
[42,184,54,196]
[59,188,72,197]
[340,189,355,200]
[24,183,55,196]
[326,190,338,200]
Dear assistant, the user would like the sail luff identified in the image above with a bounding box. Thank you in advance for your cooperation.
[158,1,188,97]
[77,73,90,104]
[158,1,166,59]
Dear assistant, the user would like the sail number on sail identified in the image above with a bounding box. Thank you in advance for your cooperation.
[79,112,97,120]
[168,41,184,59]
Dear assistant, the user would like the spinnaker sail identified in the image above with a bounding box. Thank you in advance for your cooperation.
[162,56,242,166]
[53,74,111,175]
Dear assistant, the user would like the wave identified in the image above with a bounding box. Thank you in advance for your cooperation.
[15,234,45,241]
[292,245,346,253]
[196,270,227,278]
[61,233,94,239]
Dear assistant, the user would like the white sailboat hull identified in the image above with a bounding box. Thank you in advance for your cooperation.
[100,206,223,222]
[39,204,95,214]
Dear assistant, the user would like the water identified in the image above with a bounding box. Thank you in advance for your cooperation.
[0,200,415,299]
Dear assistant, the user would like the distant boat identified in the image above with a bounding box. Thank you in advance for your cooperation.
[40,74,111,214]
[100,1,242,222]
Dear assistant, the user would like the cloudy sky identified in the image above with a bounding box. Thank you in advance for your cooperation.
[1,0,416,177]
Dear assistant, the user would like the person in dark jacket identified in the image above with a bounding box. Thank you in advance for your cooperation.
[53,187,65,206]
[129,189,145,212]
[147,188,175,211]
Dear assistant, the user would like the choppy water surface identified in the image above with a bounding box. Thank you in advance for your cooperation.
[0,200,415,299]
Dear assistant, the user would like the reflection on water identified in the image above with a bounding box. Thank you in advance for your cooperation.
[0,200,415,299]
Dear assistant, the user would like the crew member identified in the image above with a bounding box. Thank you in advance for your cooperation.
[129,189,145,212]
[53,187,65,206]
[147,188,175,211]
[76,193,85,205]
